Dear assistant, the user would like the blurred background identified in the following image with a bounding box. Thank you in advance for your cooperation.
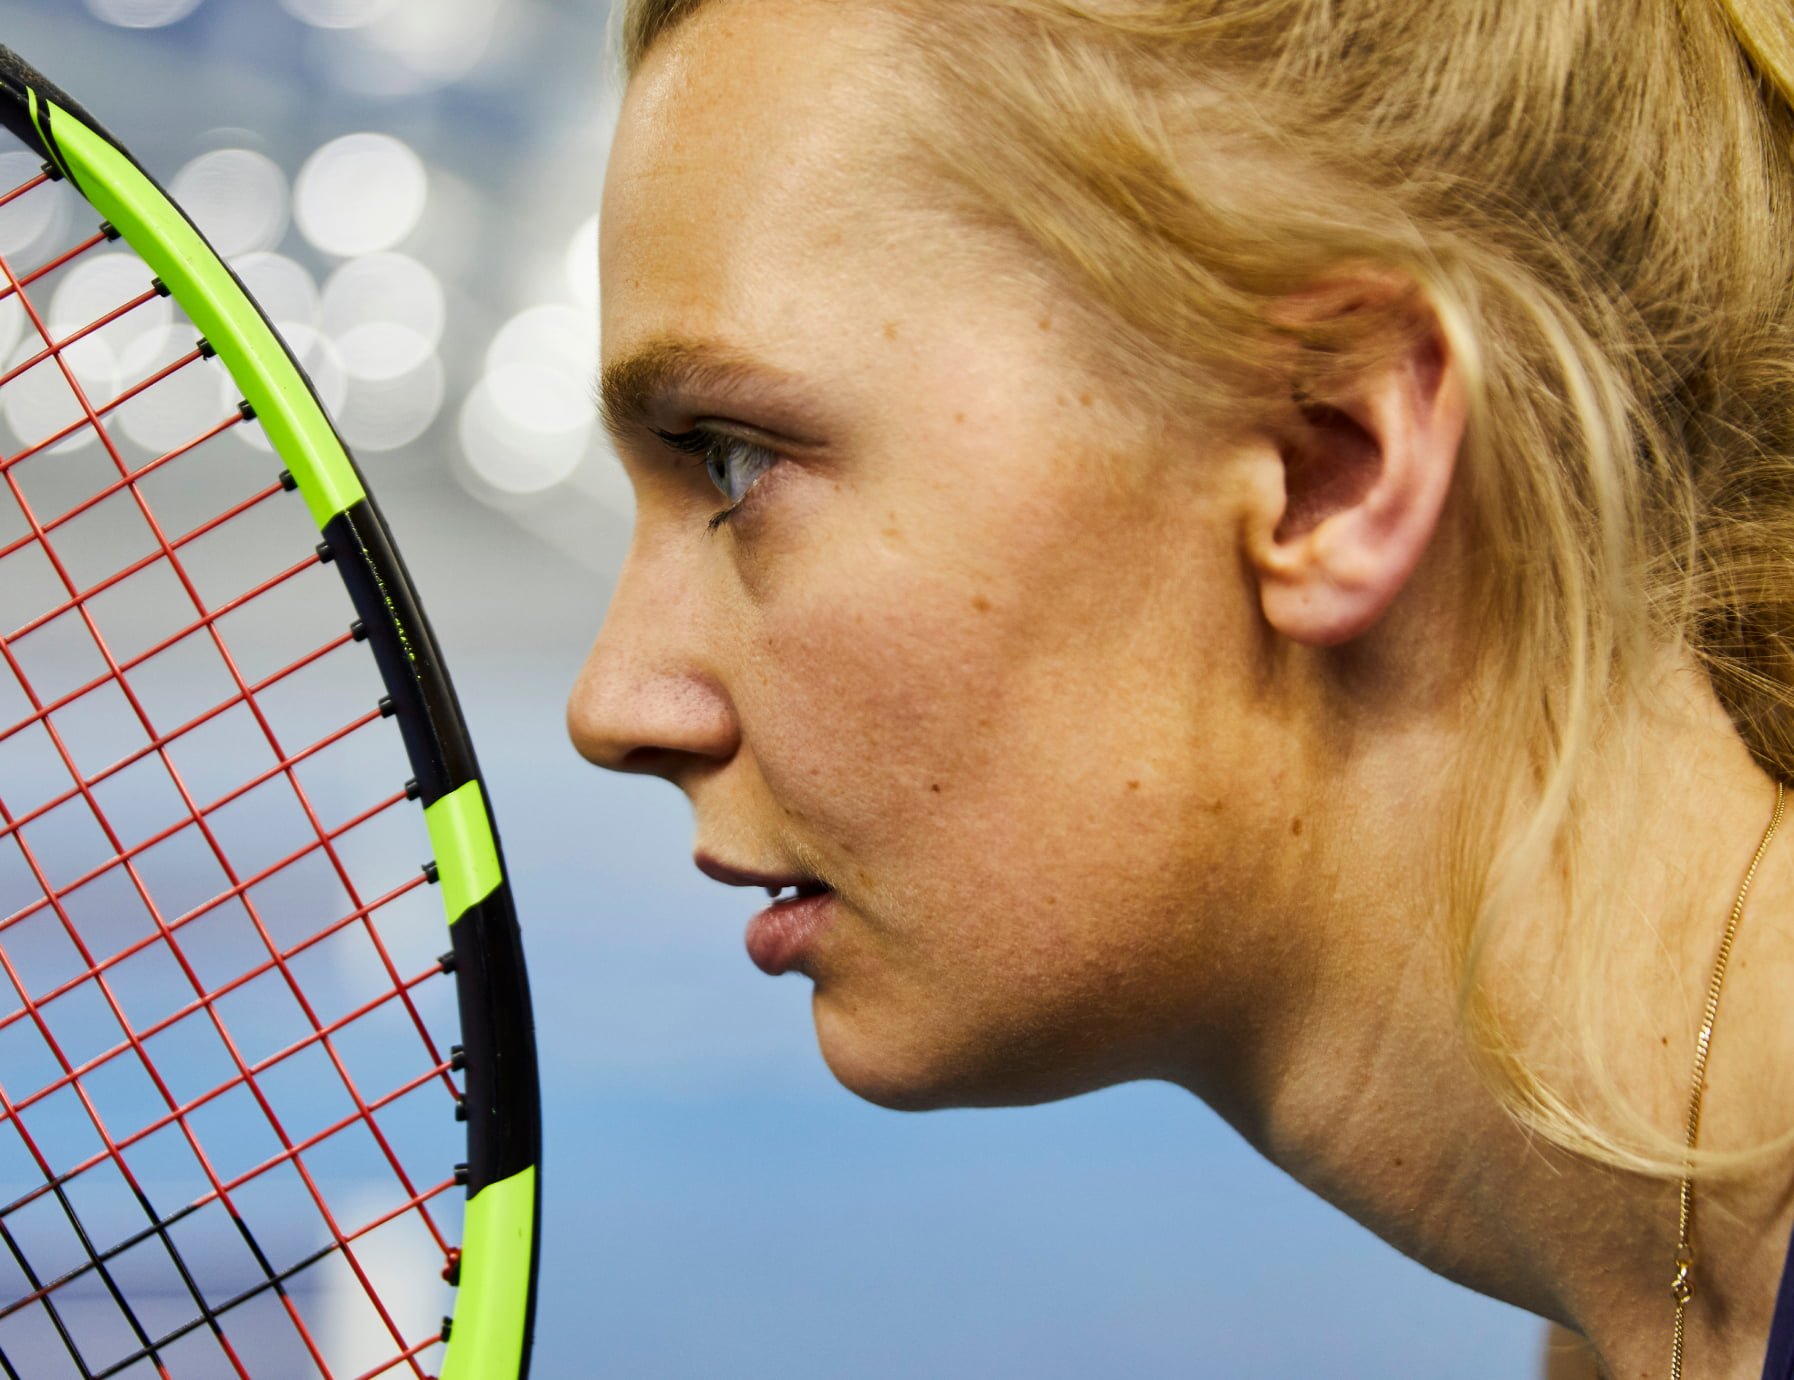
[0,0,1548,1375]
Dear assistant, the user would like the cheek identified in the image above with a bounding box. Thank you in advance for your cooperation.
[735,468,1280,1103]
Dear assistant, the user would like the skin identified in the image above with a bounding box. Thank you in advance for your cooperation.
[568,2,1794,1375]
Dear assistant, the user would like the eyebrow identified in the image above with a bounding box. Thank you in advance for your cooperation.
[597,338,809,445]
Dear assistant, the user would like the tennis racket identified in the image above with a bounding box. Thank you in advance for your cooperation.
[0,45,540,1379]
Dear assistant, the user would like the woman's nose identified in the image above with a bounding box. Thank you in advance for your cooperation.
[566,546,738,779]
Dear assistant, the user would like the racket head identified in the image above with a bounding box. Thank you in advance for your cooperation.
[0,43,539,1379]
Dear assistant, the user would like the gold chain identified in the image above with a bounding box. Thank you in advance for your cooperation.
[1668,778,1785,1380]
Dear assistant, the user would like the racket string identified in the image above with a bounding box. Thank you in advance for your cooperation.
[0,237,465,1275]
[0,939,257,1380]
[0,618,365,853]
[0,874,440,1177]
[1,201,452,1377]
[0,170,463,1377]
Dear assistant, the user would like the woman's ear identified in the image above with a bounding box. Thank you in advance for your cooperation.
[1242,280,1467,648]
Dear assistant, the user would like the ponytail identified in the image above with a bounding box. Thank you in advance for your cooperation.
[1720,0,1794,115]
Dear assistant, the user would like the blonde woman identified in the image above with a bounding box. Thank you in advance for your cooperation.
[567,1,1794,1374]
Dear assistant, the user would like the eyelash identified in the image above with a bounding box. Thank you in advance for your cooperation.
[650,426,779,534]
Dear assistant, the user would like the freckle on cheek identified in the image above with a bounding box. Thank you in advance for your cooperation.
[930,783,941,794]
[1291,816,1303,836]
[971,595,991,613]
[1127,780,1140,791]
[883,321,899,341]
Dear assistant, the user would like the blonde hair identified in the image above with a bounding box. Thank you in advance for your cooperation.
[614,0,1794,1177]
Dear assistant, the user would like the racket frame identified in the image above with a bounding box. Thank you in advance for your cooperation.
[0,44,542,1380]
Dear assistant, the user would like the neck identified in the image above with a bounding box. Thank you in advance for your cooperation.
[1172,654,1794,1378]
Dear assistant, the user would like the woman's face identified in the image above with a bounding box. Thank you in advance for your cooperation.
[572,0,1307,1110]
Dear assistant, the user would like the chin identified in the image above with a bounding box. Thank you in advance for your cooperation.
[812,989,1122,1112]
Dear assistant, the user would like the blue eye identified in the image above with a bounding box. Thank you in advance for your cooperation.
[650,426,778,531]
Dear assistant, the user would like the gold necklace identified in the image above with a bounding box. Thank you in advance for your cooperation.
[1668,778,1785,1380]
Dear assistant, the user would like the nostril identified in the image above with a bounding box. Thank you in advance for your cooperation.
[566,658,740,778]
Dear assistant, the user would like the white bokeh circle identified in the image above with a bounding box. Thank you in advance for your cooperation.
[231,253,323,333]
[565,217,598,313]
[114,326,234,455]
[294,133,428,257]
[278,0,402,26]
[83,0,206,26]
[0,293,29,374]
[321,253,444,380]
[4,337,117,455]
[48,253,173,373]
[0,152,67,262]
[486,303,597,381]
[372,0,504,84]
[172,149,290,258]
[339,353,445,452]
[459,364,593,495]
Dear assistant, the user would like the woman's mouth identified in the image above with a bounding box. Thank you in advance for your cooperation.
[745,886,838,974]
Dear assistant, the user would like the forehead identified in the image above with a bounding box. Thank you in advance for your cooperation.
[601,1,907,354]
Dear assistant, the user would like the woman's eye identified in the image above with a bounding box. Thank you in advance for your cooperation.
[649,426,779,527]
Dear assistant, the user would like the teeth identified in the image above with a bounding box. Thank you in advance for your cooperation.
[762,882,831,902]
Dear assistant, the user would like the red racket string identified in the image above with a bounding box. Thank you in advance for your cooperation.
[0,341,212,474]
[0,409,256,569]
[0,256,438,1379]
[0,628,369,860]
[0,1054,460,1325]
[0,283,166,396]
[0,205,298,1380]
[0,182,453,1377]
[0,169,462,1376]
[0,871,436,1142]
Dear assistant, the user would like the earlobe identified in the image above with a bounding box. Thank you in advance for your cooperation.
[1247,306,1467,648]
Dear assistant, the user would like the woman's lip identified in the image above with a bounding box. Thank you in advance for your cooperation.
[694,852,818,890]
[744,889,838,975]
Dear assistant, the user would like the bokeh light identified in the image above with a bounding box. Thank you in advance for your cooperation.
[294,133,427,257]
[366,0,505,83]
[0,292,27,371]
[0,151,71,264]
[231,252,323,333]
[171,149,290,258]
[486,303,596,380]
[278,0,401,27]
[339,354,445,452]
[83,0,206,26]
[48,252,173,378]
[320,252,444,381]
[113,325,233,454]
[564,216,598,313]
[458,364,594,495]
[457,303,597,494]
[314,0,510,98]
[3,337,115,454]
